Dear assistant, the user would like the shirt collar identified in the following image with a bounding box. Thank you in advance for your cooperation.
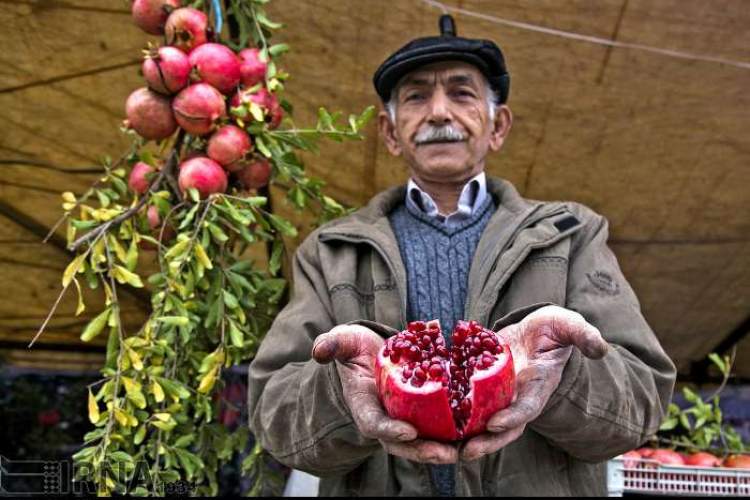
[406,171,487,223]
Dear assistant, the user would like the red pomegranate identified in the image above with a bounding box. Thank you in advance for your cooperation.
[238,48,267,87]
[131,0,180,35]
[128,161,156,194]
[124,87,177,140]
[188,43,242,95]
[230,87,283,129]
[236,158,271,189]
[685,452,721,467]
[142,46,191,95]
[178,157,227,198]
[621,450,642,468]
[375,320,514,442]
[172,83,227,136]
[723,454,750,469]
[637,447,655,459]
[650,449,685,466]
[207,125,252,172]
[139,205,175,250]
[165,7,208,53]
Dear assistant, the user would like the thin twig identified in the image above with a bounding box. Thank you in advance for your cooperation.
[43,150,133,244]
[28,231,105,348]
[68,132,185,252]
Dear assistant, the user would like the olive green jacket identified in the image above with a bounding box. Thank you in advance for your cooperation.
[247,177,676,496]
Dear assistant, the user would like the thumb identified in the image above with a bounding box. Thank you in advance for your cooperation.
[312,325,381,364]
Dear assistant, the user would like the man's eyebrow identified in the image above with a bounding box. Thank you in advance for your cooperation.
[445,74,477,86]
[401,73,478,87]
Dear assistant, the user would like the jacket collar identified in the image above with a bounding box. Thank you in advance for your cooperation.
[319,176,539,233]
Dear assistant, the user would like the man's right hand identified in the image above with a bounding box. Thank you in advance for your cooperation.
[312,324,458,464]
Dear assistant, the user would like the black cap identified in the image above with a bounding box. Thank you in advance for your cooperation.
[373,15,510,104]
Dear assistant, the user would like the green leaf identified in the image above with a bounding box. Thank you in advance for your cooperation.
[659,417,678,431]
[80,308,111,342]
[133,424,147,445]
[208,223,229,243]
[268,43,290,57]
[125,238,138,272]
[255,135,272,157]
[174,435,194,448]
[223,290,239,309]
[156,316,190,327]
[229,320,243,348]
[707,352,727,376]
[269,239,283,275]
[267,214,297,237]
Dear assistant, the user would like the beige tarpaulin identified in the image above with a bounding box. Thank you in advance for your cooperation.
[0,0,748,378]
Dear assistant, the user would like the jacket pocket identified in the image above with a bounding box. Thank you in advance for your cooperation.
[490,251,569,324]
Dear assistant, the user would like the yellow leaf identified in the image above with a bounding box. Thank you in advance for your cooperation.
[62,192,76,203]
[197,366,218,394]
[72,278,86,316]
[194,243,213,270]
[127,347,143,371]
[151,380,165,403]
[109,235,128,264]
[62,253,87,288]
[113,408,128,427]
[88,389,100,424]
[153,412,171,422]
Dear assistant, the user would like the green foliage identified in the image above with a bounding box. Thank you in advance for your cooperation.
[656,351,746,455]
[38,1,375,496]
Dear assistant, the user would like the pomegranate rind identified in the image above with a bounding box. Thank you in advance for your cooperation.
[375,353,459,441]
[462,346,514,439]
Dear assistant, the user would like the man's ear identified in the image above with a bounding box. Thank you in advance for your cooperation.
[378,110,402,156]
[489,105,513,152]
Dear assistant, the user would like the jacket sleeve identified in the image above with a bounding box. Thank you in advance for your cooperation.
[247,232,380,475]
[528,207,677,462]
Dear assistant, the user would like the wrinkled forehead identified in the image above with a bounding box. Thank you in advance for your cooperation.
[394,61,487,95]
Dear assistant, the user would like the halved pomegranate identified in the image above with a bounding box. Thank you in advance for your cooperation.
[375,319,514,442]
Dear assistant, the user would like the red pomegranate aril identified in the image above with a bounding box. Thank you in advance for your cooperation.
[408,321,426,332]
[376,319,514,441]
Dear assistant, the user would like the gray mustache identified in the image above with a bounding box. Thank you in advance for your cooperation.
[415,125,466,144]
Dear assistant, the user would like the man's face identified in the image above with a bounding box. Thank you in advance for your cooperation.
[379,61,512,184]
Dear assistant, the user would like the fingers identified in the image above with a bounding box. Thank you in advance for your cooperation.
[311,324,383,364]
[460,425,525,462]
[349,387,418,442]
[527,306,609,359]
[486,372,546,432]
[382,439,458,464]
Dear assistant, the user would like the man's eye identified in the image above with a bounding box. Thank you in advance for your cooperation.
[405,94,423,102]
[455,90,476,98]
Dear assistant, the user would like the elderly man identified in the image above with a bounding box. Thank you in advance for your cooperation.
[248,15,676,496]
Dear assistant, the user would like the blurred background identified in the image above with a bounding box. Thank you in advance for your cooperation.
[1,0,748,493]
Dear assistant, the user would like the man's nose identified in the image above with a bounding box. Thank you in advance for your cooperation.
[427,91,452,125]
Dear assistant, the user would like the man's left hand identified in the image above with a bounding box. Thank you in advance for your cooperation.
[461,305,609,461]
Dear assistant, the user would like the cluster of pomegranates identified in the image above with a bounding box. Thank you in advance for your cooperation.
[621,448,750,469]
[375,319,515,442]
[126,0,277,203]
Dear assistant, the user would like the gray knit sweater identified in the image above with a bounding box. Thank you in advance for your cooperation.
[388,193,496,496]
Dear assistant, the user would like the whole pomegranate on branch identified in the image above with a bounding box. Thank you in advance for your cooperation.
[34,0,374,495]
